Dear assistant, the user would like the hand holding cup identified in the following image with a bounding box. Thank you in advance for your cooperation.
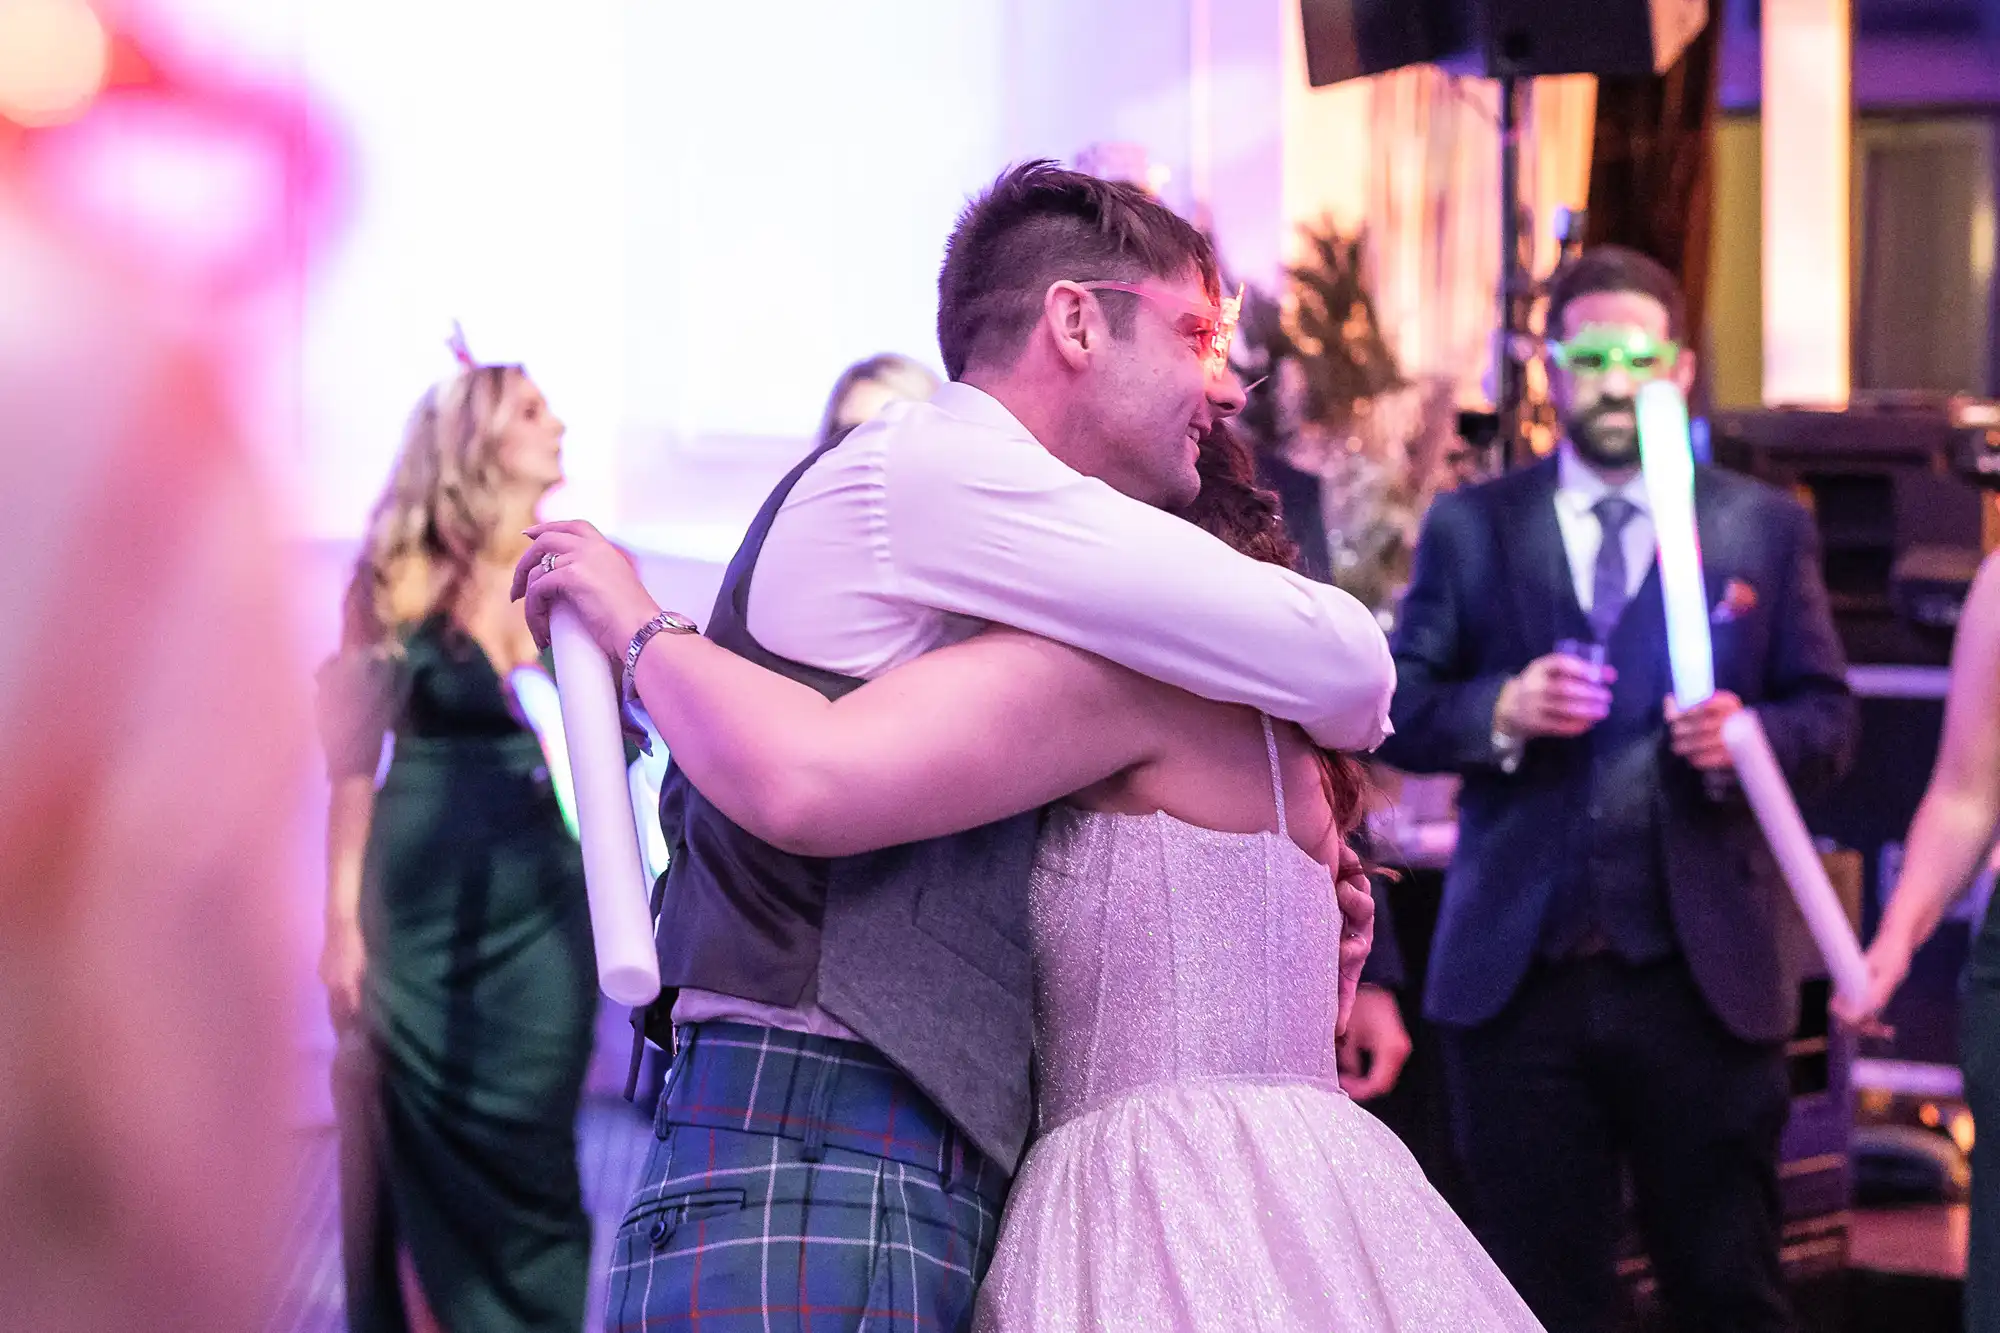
[1495,641,1616,741]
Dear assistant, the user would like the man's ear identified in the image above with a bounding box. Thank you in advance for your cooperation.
[1043,281,1099,373]
[1673,344,1699,397]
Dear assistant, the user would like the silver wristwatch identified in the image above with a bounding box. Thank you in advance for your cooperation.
[622,609,699,710]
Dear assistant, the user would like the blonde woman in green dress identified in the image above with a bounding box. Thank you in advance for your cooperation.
[318,361,596,1333]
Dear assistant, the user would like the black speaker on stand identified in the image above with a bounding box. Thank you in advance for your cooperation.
[1296,0,1708,468]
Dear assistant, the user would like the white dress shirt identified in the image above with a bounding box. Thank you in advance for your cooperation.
[1491,443,1657,774]
[678,381,1396,1038]
[1553,442,1655,615]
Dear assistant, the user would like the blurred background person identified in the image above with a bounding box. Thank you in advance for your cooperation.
[1377,246,1855,1333]
[1840,551,2000,1332]
[317,362,597,1333]
[815,351,942,447]
[0,181,299,1332]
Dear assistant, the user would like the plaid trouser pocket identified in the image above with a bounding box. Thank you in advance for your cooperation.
[605,1025,1008,1333]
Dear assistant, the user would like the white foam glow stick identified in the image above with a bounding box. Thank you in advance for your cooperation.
[549,606,662,1008]
[1636,380,1715,709]
[515,668,671,880]
[508,665,580,840]
[1722,710,1870,1006]
[1635,381,1866,1002]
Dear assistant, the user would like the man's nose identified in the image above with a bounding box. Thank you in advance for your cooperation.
[1207,364,1247,418]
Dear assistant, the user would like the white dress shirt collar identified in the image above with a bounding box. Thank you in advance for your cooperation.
[929,380,1037,439]
[1551,440,1657,616]
[1556,441,1650,520]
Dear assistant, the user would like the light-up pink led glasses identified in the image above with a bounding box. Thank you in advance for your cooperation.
[1075,280,1245,377]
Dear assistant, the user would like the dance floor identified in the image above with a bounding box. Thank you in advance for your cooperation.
[256,1085,1967,1333]
[261,1095,657,1333]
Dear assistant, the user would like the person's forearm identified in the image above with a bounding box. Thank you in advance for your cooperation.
[917,544,1391,749]
[629,626,1154,856]
[1874,547,2000,959]
[1290,592,1397,751]
[324,777,374,930]
[630,634,841,845]
[888,441,1393,748]
[1878,789,2000,954]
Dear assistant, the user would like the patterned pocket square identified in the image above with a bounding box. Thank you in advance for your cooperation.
[1712,577,1758,624]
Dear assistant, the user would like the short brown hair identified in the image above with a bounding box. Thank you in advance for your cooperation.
[1544,244,1687,343]
[936,160,1218,379]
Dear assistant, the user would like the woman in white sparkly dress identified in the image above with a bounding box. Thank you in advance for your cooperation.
[520,424,1542,1331]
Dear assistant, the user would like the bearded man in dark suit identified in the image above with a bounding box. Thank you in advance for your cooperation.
[1377,246,1856,1333]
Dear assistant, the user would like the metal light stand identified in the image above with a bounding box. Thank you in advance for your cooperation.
[1494,66,1590,473]
[1495,71,1528,471]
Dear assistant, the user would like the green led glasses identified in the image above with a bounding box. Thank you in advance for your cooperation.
[1545,326,1681,378]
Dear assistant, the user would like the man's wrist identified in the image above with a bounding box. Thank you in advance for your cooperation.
[622,609,699,702]
[1491,677,1527,771]
[1492,676,1523,741]
[612,602,664,661]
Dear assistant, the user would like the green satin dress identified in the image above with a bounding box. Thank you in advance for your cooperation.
[319,615,597,1333]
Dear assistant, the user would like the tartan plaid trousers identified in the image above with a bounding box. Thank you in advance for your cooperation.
[605,1023,1012,1333]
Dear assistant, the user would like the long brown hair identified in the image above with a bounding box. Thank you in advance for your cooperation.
[339,364,527,652]
[1181,420,1371,836]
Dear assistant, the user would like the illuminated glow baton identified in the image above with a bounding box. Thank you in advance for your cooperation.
[515,667,673,942]
[548,605,663,1008]
[1636,380,1867,1006]
[1636,381,1713,709]
[509,664,580,840]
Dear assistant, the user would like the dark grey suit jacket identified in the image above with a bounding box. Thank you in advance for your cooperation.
[1376,458,1856,1043]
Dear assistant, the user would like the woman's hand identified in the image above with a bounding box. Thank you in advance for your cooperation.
[1333,842,1374,1039]
[513,520,663,660]
[1831,929,1912,1037]
[320,917,367,1026]
[1337,986,1413,1101]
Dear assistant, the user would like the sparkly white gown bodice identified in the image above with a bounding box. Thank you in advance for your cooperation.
[1027,773,1345,1135]
[973,717,1545,1332]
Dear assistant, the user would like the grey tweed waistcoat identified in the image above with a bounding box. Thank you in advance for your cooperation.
[649,429,1042,1171]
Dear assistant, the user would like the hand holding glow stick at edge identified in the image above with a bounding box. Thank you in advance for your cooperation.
[547,605,663,1008]
[1637,381,1869,1008]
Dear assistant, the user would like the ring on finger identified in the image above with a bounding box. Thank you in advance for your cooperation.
[538,552,558,576]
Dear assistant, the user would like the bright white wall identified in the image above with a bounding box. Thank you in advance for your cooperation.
[1205,0,1294,292]
[262,0,1023,548]
[611,0,1012,562]
[285,0,629,534]
[268,0,1294,564]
